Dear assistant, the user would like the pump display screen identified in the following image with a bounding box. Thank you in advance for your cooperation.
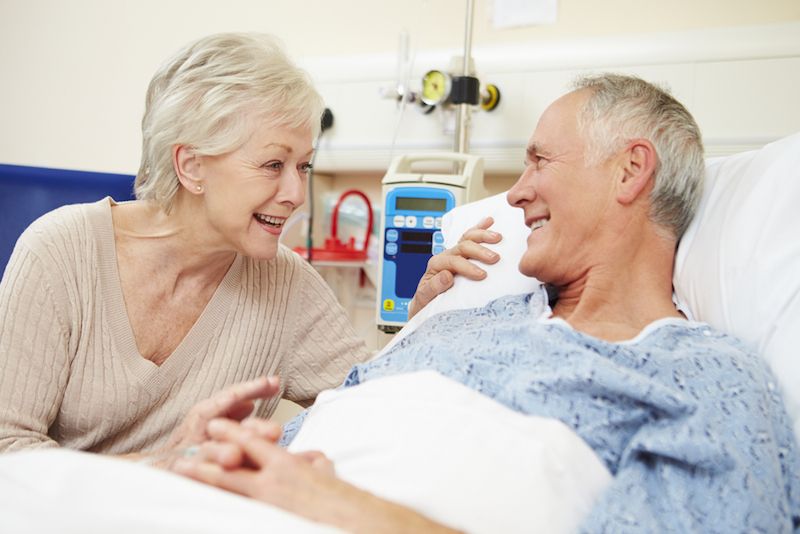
[395,196,447,212]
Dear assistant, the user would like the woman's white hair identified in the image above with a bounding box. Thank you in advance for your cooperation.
[134,33,325,211]
[572,73,705,239]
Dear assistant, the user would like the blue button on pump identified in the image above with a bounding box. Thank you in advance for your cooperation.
[386,243,398,255]
[386,229,399,242]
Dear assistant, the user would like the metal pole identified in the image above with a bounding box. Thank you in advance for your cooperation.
[454,0,475,154]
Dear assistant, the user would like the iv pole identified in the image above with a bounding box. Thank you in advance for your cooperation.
[454,0,476,154]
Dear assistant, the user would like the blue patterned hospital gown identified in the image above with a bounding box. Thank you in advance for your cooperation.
[283,291,800,532]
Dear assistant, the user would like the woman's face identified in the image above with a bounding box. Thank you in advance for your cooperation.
[193,120,314,260]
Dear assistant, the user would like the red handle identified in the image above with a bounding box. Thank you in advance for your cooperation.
[330,189,373,252]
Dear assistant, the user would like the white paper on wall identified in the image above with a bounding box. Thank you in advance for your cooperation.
[492,0,558,29]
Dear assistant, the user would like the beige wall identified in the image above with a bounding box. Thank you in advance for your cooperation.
[1,0,798,172]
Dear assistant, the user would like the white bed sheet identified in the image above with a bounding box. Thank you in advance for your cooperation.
[0,371,611,534]
[0,449,341,534]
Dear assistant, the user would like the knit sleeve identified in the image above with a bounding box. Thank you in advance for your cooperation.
[281,252,372,406]
[0,238,71,452]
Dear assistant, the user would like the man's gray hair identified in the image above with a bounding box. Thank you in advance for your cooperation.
[572,73,704,239]
[134,33,325,212]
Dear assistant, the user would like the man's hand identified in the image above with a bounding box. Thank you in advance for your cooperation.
[408,217,502,320]
[174,418,461,533]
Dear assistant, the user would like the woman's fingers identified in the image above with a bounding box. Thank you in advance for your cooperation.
[195,376,280,421]
[165,377,280,451]
[160,377,282,464]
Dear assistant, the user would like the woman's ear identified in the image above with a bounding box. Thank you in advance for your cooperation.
[616,139,657,205]
[173,144,204,194]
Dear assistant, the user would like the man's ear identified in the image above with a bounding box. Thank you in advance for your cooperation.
[616,139,656,205]
[173,144,204,194]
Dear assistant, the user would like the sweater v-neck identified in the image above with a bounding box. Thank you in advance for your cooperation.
[90,197,243,390]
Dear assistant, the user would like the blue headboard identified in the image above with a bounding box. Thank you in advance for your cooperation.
[0,164,136,277]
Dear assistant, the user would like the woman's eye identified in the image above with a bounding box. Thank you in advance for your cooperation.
[263,161,283,172]
[300,162,314,175]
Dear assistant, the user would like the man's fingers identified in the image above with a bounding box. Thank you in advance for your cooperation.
[241,417,283,442]
[207,418,281,468]
[174,460,253,497]
[433,253,489,281]
[458,217,502,245]
[197,440,245,469]
[420,270,454,302]
[297,450,335,475]
[451,240,500,266]
[473,216,495,231]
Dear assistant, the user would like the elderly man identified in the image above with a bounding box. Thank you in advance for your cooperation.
[175,74,799,533]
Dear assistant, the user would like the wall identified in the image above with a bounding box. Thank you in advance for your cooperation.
[1,0,799,174]
[3,1,798,419]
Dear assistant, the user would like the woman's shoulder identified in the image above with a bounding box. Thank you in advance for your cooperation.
[18,198,111,255]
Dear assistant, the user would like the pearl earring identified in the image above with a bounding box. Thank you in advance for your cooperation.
[195,185,202,192]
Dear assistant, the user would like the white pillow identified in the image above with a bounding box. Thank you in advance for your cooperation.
[376,192,536,356]
[674,132,800,441]
[290,371,612,534]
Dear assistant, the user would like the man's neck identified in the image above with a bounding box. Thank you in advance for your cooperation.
[550,232,681,342]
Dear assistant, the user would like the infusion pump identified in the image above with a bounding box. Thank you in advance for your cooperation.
[376,152,487,332]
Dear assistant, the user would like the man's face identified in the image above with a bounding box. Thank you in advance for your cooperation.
[506,89,618,285]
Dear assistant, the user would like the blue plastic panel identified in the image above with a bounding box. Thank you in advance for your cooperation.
[0,164,135,277]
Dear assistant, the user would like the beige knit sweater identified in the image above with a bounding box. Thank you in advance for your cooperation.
[0,198,370,454]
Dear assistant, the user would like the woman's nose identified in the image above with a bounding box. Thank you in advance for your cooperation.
[278,170,306,207]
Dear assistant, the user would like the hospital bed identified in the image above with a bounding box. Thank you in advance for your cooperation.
[0,131,797,533]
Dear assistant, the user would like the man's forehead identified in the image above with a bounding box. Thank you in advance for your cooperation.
[527,90,588,150]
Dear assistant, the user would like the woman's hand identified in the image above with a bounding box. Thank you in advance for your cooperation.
[408,217,502,320]
[146,376,280,468]
[174,418,461,533]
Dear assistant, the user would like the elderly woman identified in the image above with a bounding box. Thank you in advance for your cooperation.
[0,33,494,463]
